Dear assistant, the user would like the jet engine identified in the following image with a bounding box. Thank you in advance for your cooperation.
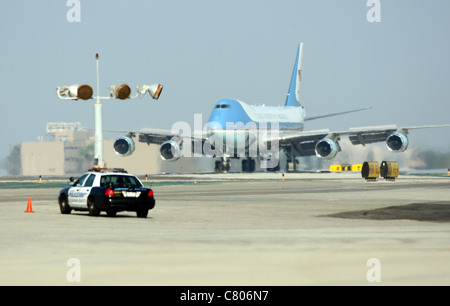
[386,132,408,152]
[315,138,340,159]
[160,139,183,161]
[113,136,135,157]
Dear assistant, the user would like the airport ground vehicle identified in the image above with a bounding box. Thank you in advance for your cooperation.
[58,168,155,218]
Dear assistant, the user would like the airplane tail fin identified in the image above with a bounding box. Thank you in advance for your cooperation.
[285,43,304,107]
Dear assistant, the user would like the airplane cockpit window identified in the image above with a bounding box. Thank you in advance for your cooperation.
[215,104,231,109]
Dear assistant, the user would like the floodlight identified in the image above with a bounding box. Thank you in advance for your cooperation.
[109,84,132,100]
[139,84,163,99]
[57,84,93,100]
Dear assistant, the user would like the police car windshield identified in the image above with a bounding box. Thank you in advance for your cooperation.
[100,175,142,188]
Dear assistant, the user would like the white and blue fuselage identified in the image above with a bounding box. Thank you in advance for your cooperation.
[208,99,305,131]
[206,99,305,153]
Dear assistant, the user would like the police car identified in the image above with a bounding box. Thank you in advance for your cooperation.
[58,168,155,218]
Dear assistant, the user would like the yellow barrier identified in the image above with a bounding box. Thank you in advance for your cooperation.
[380,161,399,180]
[351,164,363,172]
[330,164,363,172]
[361,161,380,181]
[330,165,343,172]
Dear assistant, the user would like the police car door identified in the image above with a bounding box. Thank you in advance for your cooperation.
[78,174,95,209]
[68,173,89,207]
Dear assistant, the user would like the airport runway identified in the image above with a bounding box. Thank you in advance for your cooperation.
[1,172,450,286]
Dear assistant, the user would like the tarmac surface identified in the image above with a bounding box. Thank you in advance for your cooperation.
[1,172,450,286]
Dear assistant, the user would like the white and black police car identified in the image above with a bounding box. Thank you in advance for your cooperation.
[58,168,155,218]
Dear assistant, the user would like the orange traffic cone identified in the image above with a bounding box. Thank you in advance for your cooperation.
[25,198,34,213]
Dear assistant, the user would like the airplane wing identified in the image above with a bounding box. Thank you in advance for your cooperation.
[106,128,176,145]
[267,124,450,159]
[137,130,179,145]
[112,128,209,160]
[108,127,206,145]
[304,107,373,121]
[340,124,450,146]
[275,129,332,157]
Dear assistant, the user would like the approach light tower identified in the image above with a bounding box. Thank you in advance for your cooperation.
[56,53,163,168]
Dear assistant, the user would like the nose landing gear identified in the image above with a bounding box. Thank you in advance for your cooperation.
[214,157,231,173]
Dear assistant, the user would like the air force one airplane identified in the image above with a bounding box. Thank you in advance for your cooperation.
[113,43,450,172]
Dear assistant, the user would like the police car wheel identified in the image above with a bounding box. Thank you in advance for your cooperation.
[136,209,148,218]
[87,199,100,216]
[59,197,72,214]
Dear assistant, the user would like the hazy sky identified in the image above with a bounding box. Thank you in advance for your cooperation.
[1,1,449,164]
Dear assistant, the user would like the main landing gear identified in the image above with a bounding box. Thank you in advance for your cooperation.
[286,159,299,172]
[214,157,257,173]
[214,157,231,173]
[241,157,256,172]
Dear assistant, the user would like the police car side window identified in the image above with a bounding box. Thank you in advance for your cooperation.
[100,176,111,187]
[74,174,89,187]
[84,174,95,187]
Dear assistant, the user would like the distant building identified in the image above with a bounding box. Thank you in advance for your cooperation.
[21,141,66,176]
[21,122,161,176]
[21,122,94,176]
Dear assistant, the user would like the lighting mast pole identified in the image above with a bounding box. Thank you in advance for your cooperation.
[94,53,104,168]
